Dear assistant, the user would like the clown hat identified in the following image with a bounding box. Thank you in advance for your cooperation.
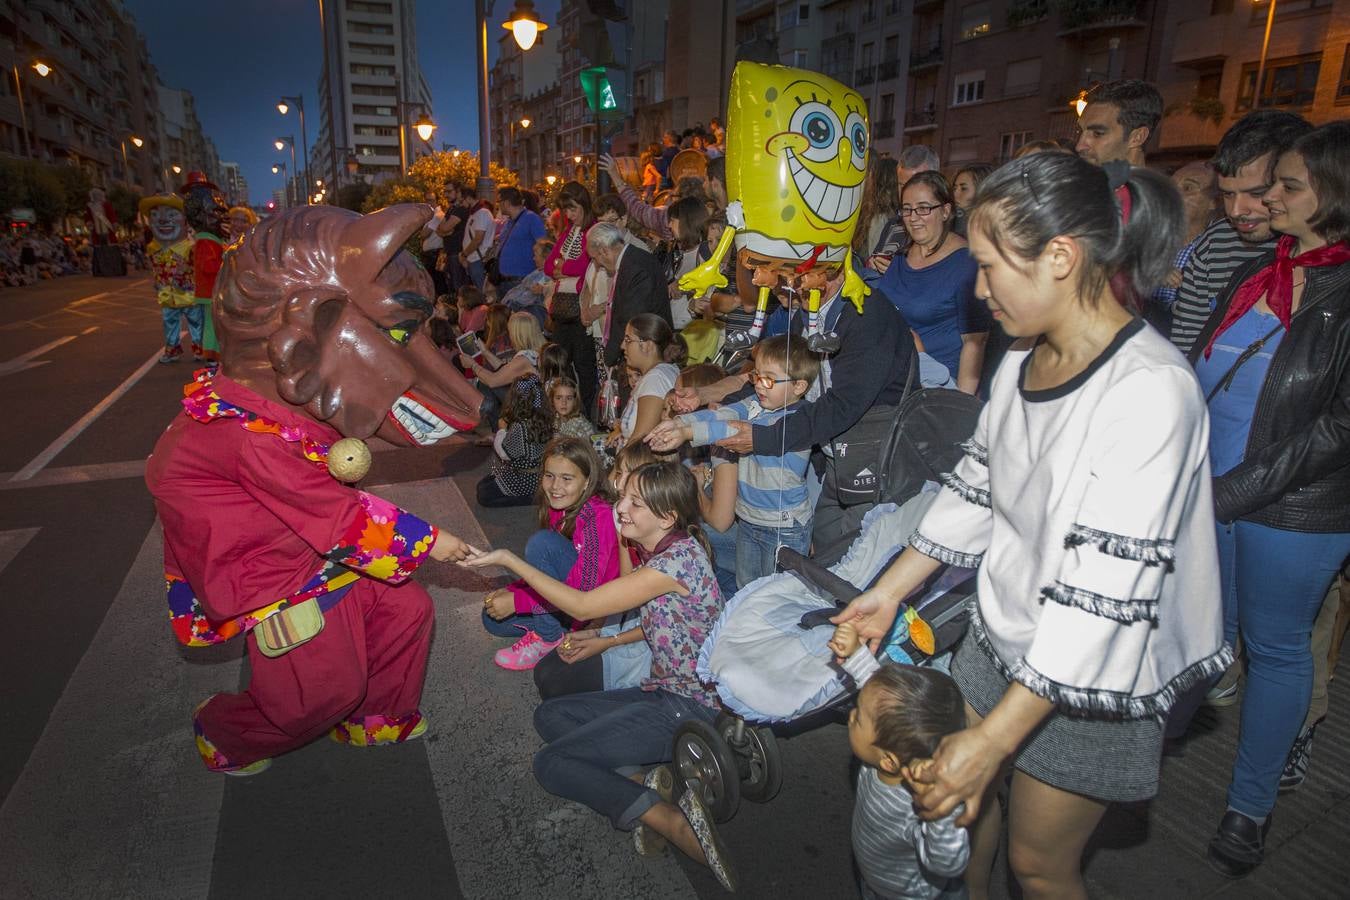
[178,171,221,193]
[138,192,184,216]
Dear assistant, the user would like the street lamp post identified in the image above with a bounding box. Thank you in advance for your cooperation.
[272,162,288,208]
[474,0,549,198]
[510,116,531,175]
[393,74,436,175]
[11,59,54,159]
[120,135,144,186]
[1254,0,1279,109]
[278,96,309,199]
[275,137,298,204]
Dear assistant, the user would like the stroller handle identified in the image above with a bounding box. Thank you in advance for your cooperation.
[776,547,862,630]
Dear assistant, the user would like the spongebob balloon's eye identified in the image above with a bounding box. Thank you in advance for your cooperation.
[845,112,869,169]
[804,112,834,147]
[790,101,845,164]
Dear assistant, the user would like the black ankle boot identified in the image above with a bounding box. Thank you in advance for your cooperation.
[1207,810,1271,878]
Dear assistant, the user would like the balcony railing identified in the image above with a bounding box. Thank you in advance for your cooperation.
[909,44,943,71]
[877,59,900,81]
[872,119,896,139]
[856,65,876,85]
[1056,0,1143,32]
[905,107,939,130]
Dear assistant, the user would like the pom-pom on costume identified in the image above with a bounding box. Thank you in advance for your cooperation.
[146,203,485,773]
[141,192,201,364]
[678,61,872,354]
[179,171,229,362]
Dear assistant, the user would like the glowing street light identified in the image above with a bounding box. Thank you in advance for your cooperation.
[130,135,144,148]
[414,114,437,142]
[573,155,582,164]
[520,117,531,129]
[276,101,290,115]
[172,164,182,174]
[272,164,282,175]
[31,61,52,78]
[274,139,286,151]
[545,174,557,186]
[502,0,548,51]
[1073,91,1089,116]
[315,178,323,187]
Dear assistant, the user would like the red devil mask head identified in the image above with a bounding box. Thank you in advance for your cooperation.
[215,204,481,445]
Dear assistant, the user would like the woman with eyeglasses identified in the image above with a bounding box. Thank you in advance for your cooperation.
[1187,121,1350,878]
[607,313,687,450]
[875,171,991,394]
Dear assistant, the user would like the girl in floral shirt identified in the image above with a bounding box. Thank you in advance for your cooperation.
[464,462,736,891]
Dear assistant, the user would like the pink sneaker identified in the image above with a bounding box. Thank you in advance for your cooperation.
[494,629,561,671]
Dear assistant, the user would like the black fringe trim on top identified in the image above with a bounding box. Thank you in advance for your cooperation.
[1064,524,1176,573]
[909,531,984,570]
[967,609,1234,722]
[959,438,988,467]
[940,471,991,508]
[1040,581,1160,626]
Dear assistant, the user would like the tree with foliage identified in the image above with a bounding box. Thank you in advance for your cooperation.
[107,184,140,230]
[335,181,373,212]
[359,151,519,213]
[51,164,94,218]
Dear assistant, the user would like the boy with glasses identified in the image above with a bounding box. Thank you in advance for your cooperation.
[647,336,820,587]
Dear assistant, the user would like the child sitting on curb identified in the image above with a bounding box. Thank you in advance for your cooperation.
[482,437,619,670]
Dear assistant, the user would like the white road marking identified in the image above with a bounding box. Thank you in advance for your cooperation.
[10,349,163,482]
[0,334,80,378]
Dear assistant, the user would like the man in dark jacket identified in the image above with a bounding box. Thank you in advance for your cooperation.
[673,270,915,550]
[587,222,671,367]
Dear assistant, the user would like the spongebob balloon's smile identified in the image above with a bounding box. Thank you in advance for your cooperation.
[767,92,869,229]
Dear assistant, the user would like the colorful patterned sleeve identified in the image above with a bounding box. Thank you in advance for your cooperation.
[325,491,440,583]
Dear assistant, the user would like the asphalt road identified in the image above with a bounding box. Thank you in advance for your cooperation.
[0,274,1346,899]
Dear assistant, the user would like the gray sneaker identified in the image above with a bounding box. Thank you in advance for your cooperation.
[1205,667,1243,707]
[1279,720,1319,793]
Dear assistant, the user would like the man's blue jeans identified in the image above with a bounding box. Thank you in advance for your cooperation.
[1216,519,1350,818]
[467,259,486,290]
[533,687,717,829]
[736,519,812,590]
[481,529,575,642]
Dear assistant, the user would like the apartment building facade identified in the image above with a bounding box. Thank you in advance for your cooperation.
[0,0,192,195]
[313,0,433,187]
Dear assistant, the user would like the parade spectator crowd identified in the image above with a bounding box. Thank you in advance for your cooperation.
[428,85,1350,898]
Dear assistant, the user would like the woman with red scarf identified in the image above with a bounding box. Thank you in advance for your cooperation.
[1189,121,1350,879]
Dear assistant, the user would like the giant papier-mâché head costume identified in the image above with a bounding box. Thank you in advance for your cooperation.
[215,203,482,446]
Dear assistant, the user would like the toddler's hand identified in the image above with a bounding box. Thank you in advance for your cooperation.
[828,622,861,660]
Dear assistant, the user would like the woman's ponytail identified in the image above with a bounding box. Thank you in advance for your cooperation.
[664,333,690,367]
[1113,165,1185,302]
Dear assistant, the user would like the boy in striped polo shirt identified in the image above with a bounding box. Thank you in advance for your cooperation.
[651,335,818,589]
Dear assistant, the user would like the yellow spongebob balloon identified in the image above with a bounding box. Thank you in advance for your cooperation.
[679,61,871,320]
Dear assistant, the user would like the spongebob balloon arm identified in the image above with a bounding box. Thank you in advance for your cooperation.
[841,250,871,316]
[678,201,742,296]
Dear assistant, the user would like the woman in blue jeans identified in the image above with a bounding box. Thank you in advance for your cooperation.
[465,462,736,891]
[1188,122,1350,878]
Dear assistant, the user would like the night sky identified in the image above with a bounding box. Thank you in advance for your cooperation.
[124,0,562,205]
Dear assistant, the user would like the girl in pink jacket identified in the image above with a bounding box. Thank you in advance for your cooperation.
[483,437,619,670]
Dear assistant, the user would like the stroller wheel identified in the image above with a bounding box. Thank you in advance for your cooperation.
[672,720,741,823]
[716,714,783,804]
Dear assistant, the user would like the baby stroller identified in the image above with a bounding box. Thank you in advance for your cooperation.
[671,386,982,823]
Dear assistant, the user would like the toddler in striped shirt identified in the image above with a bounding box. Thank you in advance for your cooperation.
[830,622,971,899]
